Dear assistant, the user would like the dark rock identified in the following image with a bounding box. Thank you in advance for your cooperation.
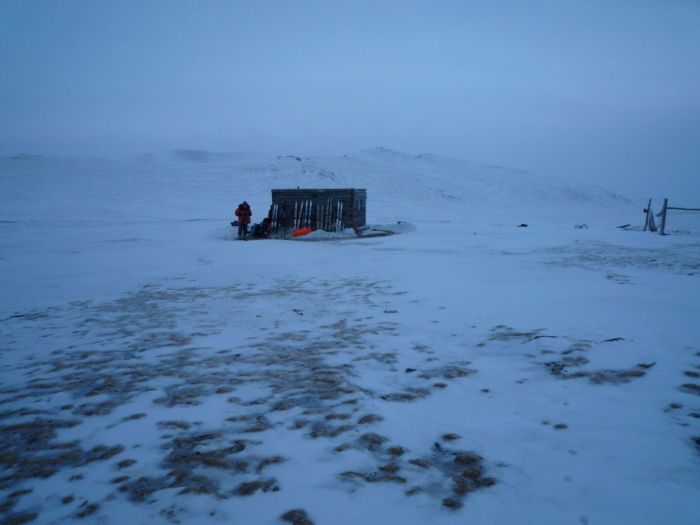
[236,479,278,496]
[453,482,470,495]
[76,502,99,518]
[256,456,286,473]
[379,463,400,474]
[325,413,351,421]
[680,383,700,396]
[692,436,700,452]
[454,453,481,465]
[123,413,146,421]
[157,420,191,430]
[340,470,406,484]
[8,489,32,499]
[463,465,483,480]
[359,433,387,450]
[74,401,117,416]
[117,459,137,469]
[121,475,170,501]
[281,509,314,525]
[380,389,430,402]
[408,458,431,469]
[479,477,497,487]
[84,444,124,464]
[110,475,130,484]
[272,400,296,411]
[178,475,220,495]
[309,424,352,439]
[442,497,462,509]
[2,512,38,524]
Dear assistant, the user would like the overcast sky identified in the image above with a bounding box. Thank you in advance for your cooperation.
[1,0,699,197]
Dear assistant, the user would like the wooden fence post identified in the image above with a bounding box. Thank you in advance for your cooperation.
[644,198,652,231]
[659,198,668,235]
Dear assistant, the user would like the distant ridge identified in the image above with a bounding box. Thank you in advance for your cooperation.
[0,147,633,223]
[9,153,43,160]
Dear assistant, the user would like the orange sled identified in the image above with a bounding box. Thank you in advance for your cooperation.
[292,227,313,237]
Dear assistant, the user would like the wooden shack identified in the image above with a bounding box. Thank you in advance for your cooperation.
[270,188,367,234]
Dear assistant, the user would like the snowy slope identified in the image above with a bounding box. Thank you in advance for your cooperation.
[1,151,698,525]
[0,148,631,225]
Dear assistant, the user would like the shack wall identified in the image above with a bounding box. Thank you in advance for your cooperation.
[270,188,366,233]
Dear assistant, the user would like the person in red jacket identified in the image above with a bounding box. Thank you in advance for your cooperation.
[235,201,252,240]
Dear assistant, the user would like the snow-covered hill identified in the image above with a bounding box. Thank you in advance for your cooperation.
[0,148,632,225]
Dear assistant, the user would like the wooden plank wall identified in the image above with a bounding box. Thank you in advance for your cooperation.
[353,189,367,229]
[270,189,366,232]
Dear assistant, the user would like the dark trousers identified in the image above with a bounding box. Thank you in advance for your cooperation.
[238,222,248,240]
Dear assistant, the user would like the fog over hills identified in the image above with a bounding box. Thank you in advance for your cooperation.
[0,148,633,225]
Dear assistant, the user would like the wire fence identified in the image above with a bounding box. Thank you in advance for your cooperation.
[663,207,700,235]
[644,198,700,236]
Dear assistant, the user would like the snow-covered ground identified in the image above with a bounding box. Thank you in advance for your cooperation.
[1,150,699,525]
